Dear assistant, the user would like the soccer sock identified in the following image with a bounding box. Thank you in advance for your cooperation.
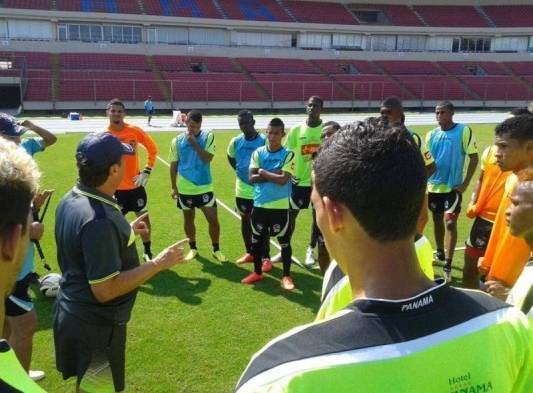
[436,248,445,261]
[444,258,452,269]
[143,241,151,254]
[212,243,220,252]
[190,241,197,250]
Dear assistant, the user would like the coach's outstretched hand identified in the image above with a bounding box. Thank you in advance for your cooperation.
[130,212,150,236]
[152,238,188,271]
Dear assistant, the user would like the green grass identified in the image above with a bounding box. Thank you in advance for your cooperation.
[28,123,496,392]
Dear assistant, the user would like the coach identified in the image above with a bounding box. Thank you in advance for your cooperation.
[54,132,187,393]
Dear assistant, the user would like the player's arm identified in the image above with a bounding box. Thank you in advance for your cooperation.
[227,139,236,170]
[257,168,291,185]
[189,132,214,163]
[19,120,57,147]
[258,151,294,185]
[168,139,179,198]
[469,170,484,206]
[456,127,479,193]
[249,150,267,183]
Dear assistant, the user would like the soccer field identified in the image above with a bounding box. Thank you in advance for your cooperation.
[30,122,496,392]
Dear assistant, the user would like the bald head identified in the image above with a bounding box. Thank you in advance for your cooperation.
[507,175,533,246]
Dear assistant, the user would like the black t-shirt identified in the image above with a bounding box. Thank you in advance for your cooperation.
[55,184,140,324]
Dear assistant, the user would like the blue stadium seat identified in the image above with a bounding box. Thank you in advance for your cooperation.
[160,0,201,17]
[239,0,276,21]
[81,0,118,13]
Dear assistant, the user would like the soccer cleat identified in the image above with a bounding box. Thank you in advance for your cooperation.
[271,252,282,263]
[185,249,198,261]
[262,259,273,273]
[443,261,452,282]
[143,252,153,262]
[281,276,295,291]
[435,249,445,262]
[241,272,263,284]
[29,370,45,382]
[304,246,316,267]
[236,253,254,264]
[212,250,228,263]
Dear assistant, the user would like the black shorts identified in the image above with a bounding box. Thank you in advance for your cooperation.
[236,197,253,216]
[251,207,290,238]
[466,216,494,250]
[54,305,127,392]
[146,109,154,115]
[290,185,312,210]
[177,192,217,210]
[115,187,147,215]
[428,191,462,220]
[5,273,34,317]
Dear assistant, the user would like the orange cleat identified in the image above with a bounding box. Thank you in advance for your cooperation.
[262,259,273,273]
[281,276,295,291]
[241,272,263,284]
[236,253,254,264]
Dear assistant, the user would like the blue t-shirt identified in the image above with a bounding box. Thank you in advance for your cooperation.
[144,100,154,111]
[18,138,45,280]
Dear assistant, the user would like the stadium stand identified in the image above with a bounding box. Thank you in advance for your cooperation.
[482,6,533,27]
[284,1,358,24]
[375,61,441,75]
[142,0,222,18]
[218,0,292,22]
[60,53,151,71]
[238,58,319,74]
[438,62,509,76]
[350,5,424,26]
[25,70,52,101]
[55,0,142,14]
[504,62,533,76]
[412,6,489,27]
[3,0,50,10]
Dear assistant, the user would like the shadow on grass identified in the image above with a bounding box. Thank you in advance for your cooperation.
[196,254,322,313]
[139,269,211,305]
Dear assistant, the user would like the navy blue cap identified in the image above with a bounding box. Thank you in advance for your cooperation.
[0,113,27,137]
[76,132,134,167]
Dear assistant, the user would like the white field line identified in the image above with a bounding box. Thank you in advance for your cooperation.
[151,152,305,268]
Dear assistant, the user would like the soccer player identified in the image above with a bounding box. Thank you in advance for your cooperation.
[227,110,267,265]
[235,117,533,393]
[241,118,295,289]
[379,97,436,233]
[478,115,533,297]
[463,145,510,288]
[54,133,187,393]
[506,168,533,318]
[309,121,341,273]
[274,96,324,265]
[0,138,45,392]
[106,98,158,261]
[426,101,478,280]
[0,113,56,381]
[144,96,154,126]
[169,110,227,262]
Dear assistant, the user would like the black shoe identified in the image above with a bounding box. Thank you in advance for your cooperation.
[435,249,445,262]
[443,260,452,282]
[143,251,153,262]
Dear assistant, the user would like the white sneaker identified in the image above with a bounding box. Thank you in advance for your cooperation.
[29,370,45,381]
[304,246,316,267]
[271,252,282,263]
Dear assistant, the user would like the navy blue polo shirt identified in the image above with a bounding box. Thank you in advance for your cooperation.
[55,183,140,324]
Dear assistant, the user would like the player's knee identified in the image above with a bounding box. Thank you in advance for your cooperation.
[464,245,484,260]
[445,219,457,231]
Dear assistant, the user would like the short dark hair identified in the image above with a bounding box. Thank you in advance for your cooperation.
[107,99,125,110]
[268,117,284,131]
[238,110,253,119]
[314,117,426,242]
[495,115,533,143]
[78,160,120,188]
[187,110,203,123]
[323,121,340,130]
[308,96,324,108]
[436,101,454,112]
[510,107,532,117]
[381,96,403,109]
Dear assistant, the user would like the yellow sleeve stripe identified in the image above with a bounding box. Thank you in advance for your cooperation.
[89,271,120,285]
